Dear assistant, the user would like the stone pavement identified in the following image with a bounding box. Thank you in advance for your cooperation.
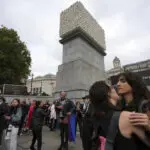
[17,126,83,150]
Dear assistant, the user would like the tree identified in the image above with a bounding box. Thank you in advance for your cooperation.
[0,26,31,84]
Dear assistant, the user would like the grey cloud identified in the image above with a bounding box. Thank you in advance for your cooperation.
[90,0,150,69]
[0,0,150,76]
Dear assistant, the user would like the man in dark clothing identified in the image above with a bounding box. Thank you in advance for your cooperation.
[82,102,94,150]
[76,101,83,138]
[0,97,9,146]
[76,95,90,139]
[56,92,75,150]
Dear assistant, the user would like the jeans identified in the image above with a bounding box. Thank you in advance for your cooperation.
[76,117,83,138]
[0,130,5,150]
[18,116,26,135]
[31,127,42,150]
[49,119,57,130]
[0,130,3,145]
[9,126,19,150]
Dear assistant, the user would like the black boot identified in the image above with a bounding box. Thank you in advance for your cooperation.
[64,142,68,150]
[57,144,63,150]
[30,145,36,150]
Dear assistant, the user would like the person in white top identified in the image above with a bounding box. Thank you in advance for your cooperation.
[50,102,56,131]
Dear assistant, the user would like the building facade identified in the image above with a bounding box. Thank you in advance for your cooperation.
[106,58,150,90]
[26,74,56,96]
[107,57,123,77]
[123,60,150,90]
[106,57,123,85]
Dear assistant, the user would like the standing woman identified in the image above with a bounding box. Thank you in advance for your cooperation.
[50,101,56,131]
[30,101,49,150]
[26,100,36,129]
[117,72,150,149]
[5,99,22,150]
[83,81,150,150]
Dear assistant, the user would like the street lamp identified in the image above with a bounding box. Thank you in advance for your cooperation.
[40,79,43,95]
[30,73,34,94]
[50,80,54,96]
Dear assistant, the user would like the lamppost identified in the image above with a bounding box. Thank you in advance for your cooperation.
[2,84,5,96]
[50,80,54,96]
[30,73,34,94]
[40,79,43,95]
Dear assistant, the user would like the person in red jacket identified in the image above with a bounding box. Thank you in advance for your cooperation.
[26,100,36,129]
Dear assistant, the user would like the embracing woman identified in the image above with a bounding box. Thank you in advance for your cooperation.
[116,72,150,150]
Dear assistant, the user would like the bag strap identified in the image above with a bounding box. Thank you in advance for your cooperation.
[105,111,121,150]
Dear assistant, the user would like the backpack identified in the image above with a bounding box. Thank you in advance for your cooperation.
[92,111,121,150]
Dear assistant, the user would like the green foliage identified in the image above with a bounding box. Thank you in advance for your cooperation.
[0,26,31,84]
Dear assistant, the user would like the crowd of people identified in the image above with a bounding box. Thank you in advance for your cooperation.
[0,71,150,150]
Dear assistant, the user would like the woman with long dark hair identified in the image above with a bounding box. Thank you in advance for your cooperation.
[30,101,49,150]
[82,81,120,150]
[117,71,150,111]
[82,81,150,150]
[117,71,150,149]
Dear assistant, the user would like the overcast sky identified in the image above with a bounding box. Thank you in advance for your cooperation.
[1,0,150,76]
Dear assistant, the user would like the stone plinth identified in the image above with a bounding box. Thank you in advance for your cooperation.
[55,2,106,99]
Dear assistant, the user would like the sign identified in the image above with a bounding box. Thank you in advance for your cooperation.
[1,84,28,95]
[136,70,150,85]
[109,69,150,86]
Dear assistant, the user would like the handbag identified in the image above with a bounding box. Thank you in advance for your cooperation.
[5,124,12,140]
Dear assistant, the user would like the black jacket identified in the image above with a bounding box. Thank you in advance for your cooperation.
[82,102,119,150]
[61,99,75,119]
[9,106,22,127]
[0,102,9,131]
[31,107,49,129]
[56,99,75,119]
[21,104,29,118]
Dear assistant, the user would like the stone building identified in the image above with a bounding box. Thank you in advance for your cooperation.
[26,74,56,96]
[123,59,150,90]
[107,57,123,78]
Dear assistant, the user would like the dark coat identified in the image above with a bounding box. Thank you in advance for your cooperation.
[9,106,22,127]
[31,107,49,129]
[21,104,29,118]
[82,102,118,150]
[0,102,9,131]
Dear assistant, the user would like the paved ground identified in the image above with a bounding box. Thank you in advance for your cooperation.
[17,126,83,150]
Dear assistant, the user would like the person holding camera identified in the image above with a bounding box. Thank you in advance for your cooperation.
[56,91,75,150]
